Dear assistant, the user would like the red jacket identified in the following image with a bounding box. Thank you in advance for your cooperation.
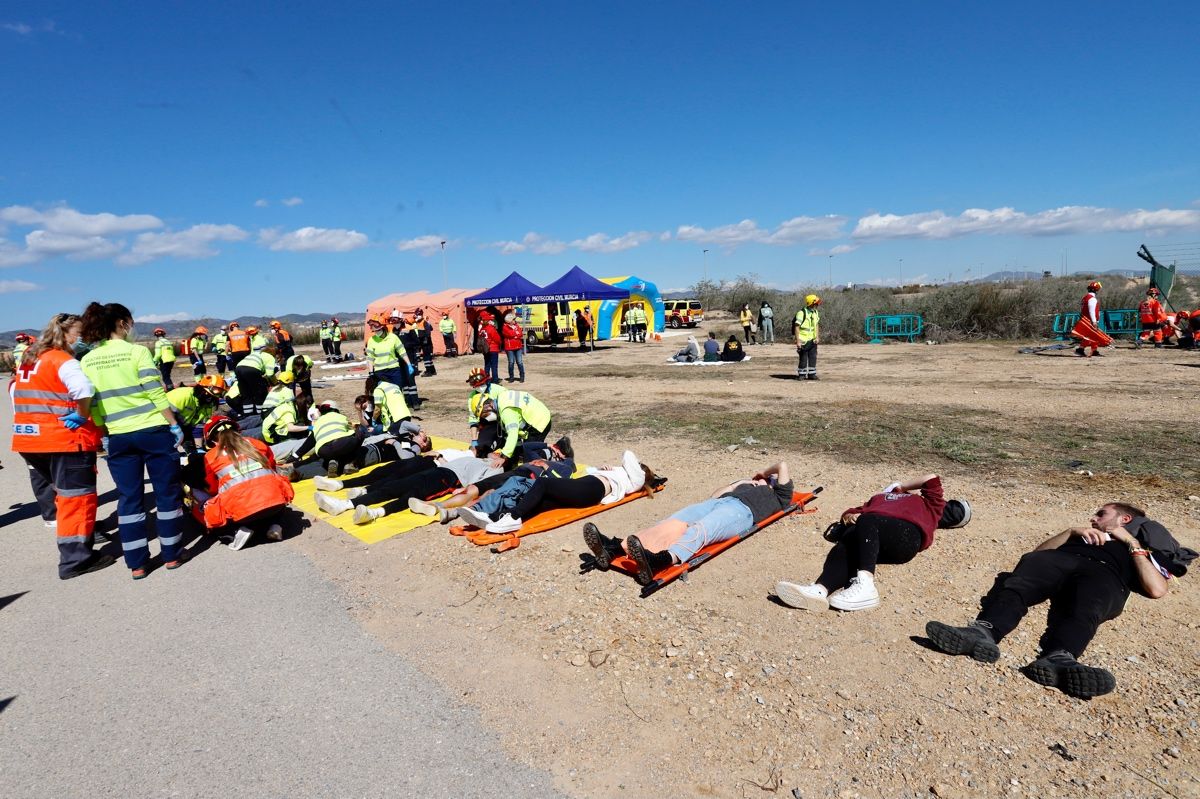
[844,477,946,551]
[479,323,502,354]
[202,438,294,528]
[501,321,525,351]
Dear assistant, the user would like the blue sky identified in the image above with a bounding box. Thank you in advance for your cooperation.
[2,1,1198,327]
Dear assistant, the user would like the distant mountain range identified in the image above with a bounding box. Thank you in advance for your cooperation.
[1,312,364,347]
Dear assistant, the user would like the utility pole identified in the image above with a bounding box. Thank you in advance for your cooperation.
[828,254,834,289]
[703,249,709,282]
[441,240,448,289]
[898,258,904,287]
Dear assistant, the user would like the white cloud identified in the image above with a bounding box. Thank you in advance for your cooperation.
[808,244,860,256]
[677,215,846,248]
[0,238,38,267]
[118,224,248,265]
[490,232,568,255]
[570,231,655,253]
[3,22,33,35]
[134,312,193,324]
[3,20,62,36]
[254,198,269,208]
[659,231,672,241]
[396,235,449,256]
[0,279,39,294]
[0,205,162,236]
[852,205,1200,241]
[259,226,368,252]
[25,230,122,260]
[281,197,304,207]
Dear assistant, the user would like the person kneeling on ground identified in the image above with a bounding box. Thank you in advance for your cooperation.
[434,450,654,534]
[775,474,969,612]
[286,400,365,477]
[584,462,795,585]
[196,415,294,550]
[924,502,1195,699]
[672,336,700,362]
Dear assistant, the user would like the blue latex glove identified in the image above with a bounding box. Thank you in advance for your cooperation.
[59,411,87,430]
[101,436,110,454]
[170,424,184,447]
[408,362,416,377]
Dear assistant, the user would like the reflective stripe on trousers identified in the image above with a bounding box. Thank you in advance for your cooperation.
[105,426,184,570]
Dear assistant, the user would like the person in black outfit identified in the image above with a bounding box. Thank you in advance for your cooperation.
[925,502,1194,699]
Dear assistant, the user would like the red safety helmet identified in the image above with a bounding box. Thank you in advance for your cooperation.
[202,414,239,446]
[331,317,339,324]
[153,327,166,336]
[466,367,490,388]
[1087,281,1102,292]
[14,332,31,343]
[1146,287,1160,296]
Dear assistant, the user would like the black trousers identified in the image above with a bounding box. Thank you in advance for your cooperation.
[977,550,1128,657]
[509,475,606,520]
[817,513,922,591]
[798,341,818,374]
[321,339,333,357]
[342,455,435,489]
[215,353,228,374]
[355,465,460,516]
[228,351,248,369]
[442,332,458,356]
[234,366,270,407]
[159,362,175,389]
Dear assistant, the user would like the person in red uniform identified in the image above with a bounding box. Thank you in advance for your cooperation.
[9,312,115,578]
[775,474,970,612]
[500,312,526,383]
[478,316,502,384]
[1071,280,1110,357]
[199,415,294,551]
[1137,287,1168,347]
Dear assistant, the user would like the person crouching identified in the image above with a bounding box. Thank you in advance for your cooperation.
[198,415,294,550]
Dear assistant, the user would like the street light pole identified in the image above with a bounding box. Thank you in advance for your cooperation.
[703,249,709,282]
[440,240,448,289]
[899,258,904,287]
[828,254,834,289]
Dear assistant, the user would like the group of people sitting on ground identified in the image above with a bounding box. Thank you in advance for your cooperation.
[672,333,746,363]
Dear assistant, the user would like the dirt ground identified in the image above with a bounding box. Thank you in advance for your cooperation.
[287,333,1199,799]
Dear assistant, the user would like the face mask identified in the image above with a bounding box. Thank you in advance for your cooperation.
[483,411,498,422]
[72,341,90,357]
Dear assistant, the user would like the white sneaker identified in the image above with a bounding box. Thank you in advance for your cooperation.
[622,450,645,492]
[456,506,492,530]
[353,505,384,525]
[829,574,880,611]
[265,524,284,542]
[485,513,522,533]
[314,492,353,516]
[408,497,439,516]
[346,487,367,499]
[313,476,343,491]
[775,581,829,611]
[229,526,253,551]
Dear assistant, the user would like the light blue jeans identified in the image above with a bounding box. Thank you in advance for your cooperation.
[666,496,754,563]
[473,475,533,519]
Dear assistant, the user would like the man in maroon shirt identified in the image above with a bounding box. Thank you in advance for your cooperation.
[925,502,1191,699]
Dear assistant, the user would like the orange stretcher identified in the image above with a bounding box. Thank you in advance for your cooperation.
[599,488,822,597]
[450,479,667,552]
[1069,317,1113,349]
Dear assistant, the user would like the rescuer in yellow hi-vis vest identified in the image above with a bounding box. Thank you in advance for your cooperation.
[794,294,821,380]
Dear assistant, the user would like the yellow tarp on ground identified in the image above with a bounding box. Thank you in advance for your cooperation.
[292,436,469,544]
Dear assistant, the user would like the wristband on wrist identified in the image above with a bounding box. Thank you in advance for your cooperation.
[1131,548,1150,557]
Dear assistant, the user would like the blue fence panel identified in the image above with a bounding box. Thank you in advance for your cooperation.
[1052,309,1140,340]
[864,313,924,343]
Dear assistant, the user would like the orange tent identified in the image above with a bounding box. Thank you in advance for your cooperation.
[364,288,482,356]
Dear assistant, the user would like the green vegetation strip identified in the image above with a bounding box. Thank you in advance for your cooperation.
[562,400,1199,485]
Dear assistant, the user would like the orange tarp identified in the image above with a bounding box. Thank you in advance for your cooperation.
[364,288,483,356]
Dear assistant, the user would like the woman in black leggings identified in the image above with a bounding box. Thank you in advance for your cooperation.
[313,456,461,523]
[775,474,970,613]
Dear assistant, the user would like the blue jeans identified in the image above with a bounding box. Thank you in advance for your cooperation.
[505,348,525,380]
[483,352,500,383]
[473,475,533,519]
[106,425,185,570]
[666,496,754,563]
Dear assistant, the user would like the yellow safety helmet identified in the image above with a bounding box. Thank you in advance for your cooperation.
[275,370,294,385]
[469,392,496,420]
[805,294,821,307]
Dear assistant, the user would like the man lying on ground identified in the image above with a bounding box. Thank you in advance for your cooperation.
[775,474,970,612]
[924,502,1195,699]
[584,462,795,585]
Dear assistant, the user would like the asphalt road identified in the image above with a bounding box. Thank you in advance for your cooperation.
[0,401,563,799]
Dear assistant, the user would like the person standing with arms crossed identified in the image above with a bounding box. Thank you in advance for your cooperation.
[79,302,187,580]
[794,294,821,380]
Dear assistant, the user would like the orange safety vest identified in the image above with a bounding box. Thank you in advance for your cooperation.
[275,329,292,344]
[10,349,103,453]
[1079,292,1099,324]
[201,439,294,528]
[1138,298,1164,324]
[227,329,250,353]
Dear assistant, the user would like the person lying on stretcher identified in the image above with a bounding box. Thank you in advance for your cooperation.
[312,435,570,526]
[412,449,659,534]
[584,462,794,585]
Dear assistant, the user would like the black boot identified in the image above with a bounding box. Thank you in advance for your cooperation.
[925,620,1001,663]
[1024,650,1115,699]
[582,522,623,570]
[626,535,674,586]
